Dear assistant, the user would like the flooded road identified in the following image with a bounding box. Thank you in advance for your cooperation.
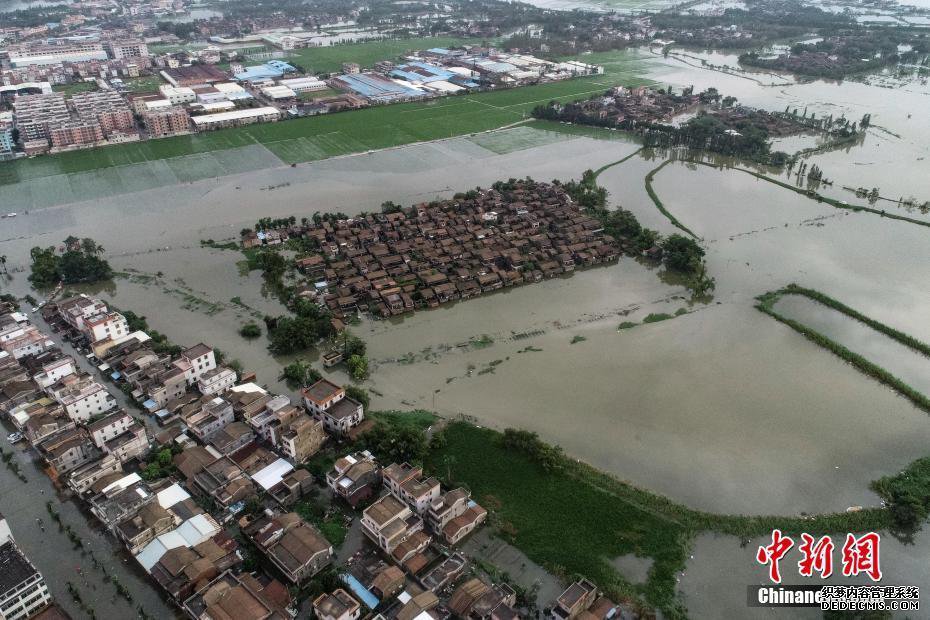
[0,447,176,619]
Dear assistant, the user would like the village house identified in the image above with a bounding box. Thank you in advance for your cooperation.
[552,578,599,620]
[243,513,333,583]
[312,589,361,620]
[360,494,431,564]
[448,577,517,619]
[208,421,254,455]
[426,488,487,545]
[48,374,117,422]
[326,451,380,507]
[67,452,122,494]
[85,409,149,462]
[301,379,364,435]
[116,501,178,554]
[268,468,314,507]
[181,396,235,443]
[197,366,237,396]
[278,414,326,463]
[37,426,98,476]
[182,569,292,620]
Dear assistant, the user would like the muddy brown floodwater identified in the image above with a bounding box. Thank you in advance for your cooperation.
[1,50,929,617]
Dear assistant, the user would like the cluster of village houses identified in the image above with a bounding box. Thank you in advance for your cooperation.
[0,294,622,620]
[243,180,621,320]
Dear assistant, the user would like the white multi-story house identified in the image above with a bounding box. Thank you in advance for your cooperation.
[50,376,117,422]
[0,313,29,344]
[0,326,55,359]
[32,355,77,389]
[178,343,216,385]
[0,518,51,620]
[197,366,236,395]
[57,294,108,331]
[83,311,129,344]
[86,409,135,448]
[301,379,364,435]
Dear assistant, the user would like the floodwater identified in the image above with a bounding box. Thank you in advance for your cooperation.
[0,446,176,619]
[774,295,930,396]
[679,529,930,619]
[2,48,930,615]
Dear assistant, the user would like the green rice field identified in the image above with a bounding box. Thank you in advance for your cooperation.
[0,48,659,208]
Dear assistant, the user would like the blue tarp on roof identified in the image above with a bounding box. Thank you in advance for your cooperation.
[110,371,121,380]
[142,399,158,410]
[341,573,379,609]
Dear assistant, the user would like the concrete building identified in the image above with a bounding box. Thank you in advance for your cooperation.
[278,414,326,464]
[12,92,70,150]
[143,105,191,137]
[8,42,108,67]
[312,589,361,620]
[70,90,136,138]
[0,518,51,620]
[106,40,149,60]
[301,379,364,435]
[197,367,236,396]
[158,85,196,105]
[190,106,281,131]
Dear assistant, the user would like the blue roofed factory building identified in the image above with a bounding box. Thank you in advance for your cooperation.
[234,60,298,82]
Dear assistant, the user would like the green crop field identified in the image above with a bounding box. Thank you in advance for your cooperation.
[120,75,168,92]
[52,81,99,96]
[286,36,495,74]
[0,48,658,201]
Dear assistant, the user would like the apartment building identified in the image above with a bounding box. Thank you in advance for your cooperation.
[70,90,136,137]
[142,105,191,137]
[105,40,149,60]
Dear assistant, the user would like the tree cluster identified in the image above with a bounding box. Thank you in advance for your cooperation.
[29,237,112,287]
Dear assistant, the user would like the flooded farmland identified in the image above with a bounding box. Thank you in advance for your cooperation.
[1,49,930,616]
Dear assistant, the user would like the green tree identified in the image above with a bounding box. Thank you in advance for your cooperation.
[347,354,369,380]
[239,322,262,339]
[661,234,705,274]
